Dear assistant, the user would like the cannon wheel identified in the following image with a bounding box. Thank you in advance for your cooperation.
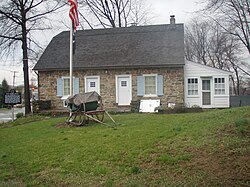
[93,111,105,122]
[85,110,105,124]
[67,112,89,126]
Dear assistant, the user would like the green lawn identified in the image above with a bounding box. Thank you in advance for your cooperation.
[0,107,249,186]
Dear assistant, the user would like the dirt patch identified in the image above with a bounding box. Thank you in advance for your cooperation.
[183,125,250,186]
[184,147,250,186]
[137,124,250,186]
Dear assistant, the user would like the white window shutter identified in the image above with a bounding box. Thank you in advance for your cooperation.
[137,76,144,96]
[157,75,164,96]
[57,78,63,96]
[73,78,80,95]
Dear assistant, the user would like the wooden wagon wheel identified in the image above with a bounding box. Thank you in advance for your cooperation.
[84,110,105,124]
[74,112,85,125]
[94,98,105,122]
[68,111,89,126]
[94,111,105,122]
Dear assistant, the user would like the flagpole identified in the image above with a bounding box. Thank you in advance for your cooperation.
[68,0,78,122]
[69,22,73,97]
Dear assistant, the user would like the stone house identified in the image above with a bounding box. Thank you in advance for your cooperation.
[34,18,231,111]
[34,20,185,111]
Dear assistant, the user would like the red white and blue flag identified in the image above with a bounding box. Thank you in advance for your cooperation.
[68,0,79,31]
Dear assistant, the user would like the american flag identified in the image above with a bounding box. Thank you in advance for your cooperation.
[68,0,79,31]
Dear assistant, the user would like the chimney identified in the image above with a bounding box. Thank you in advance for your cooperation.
[170,15,175,24]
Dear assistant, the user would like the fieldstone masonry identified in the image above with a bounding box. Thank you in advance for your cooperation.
[38,67,184,111]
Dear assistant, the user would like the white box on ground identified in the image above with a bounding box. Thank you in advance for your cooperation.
[139,99,160,113]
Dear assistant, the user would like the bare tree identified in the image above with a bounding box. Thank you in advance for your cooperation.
[78,0,151,28]
[185,18,249,95]
[128,0,152,26]
[185,19,211,65]
[0,0,65,114]
[202,0,250,54]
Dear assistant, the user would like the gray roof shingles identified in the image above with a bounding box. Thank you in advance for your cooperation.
[34,24,184,71]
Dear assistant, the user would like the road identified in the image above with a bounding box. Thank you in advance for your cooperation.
[0,107,25,123]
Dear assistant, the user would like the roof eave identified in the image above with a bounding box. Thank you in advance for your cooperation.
[34,64,185,71]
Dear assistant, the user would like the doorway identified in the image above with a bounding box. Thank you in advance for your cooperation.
[116,75,132,105]
[202,79,211,106]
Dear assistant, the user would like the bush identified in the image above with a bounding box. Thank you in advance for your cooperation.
[130,100,140,112]
[16,112,24,119]
[157,105,202,114]
[32,100,51,113]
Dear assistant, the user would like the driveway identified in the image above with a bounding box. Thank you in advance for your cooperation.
[0,107,25,123]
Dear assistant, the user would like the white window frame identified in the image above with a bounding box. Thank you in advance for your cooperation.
[187,78,199,96]
[84,75,100,94]
[62,100,68,108]
[62,77,70,96]
[143,74,157,97]
[214,77,226,95]
[61,76,75,108]
[61,76,76,97]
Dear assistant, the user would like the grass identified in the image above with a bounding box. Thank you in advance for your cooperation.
[0,114,48,127]
[0,107,249,186]
[235,117,249,135]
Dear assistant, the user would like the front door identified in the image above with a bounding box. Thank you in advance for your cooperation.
[85,76,100,94]
[116,75,132,105]
[202,79,211,106]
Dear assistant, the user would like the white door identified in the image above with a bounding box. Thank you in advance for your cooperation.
[116,75,132,106]
[85,76,100,94]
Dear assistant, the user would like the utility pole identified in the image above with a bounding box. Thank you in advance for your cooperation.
[10,71,18,121]
[11,71,18,88]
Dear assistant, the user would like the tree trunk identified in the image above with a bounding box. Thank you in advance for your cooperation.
[234,67,240,96]
[21,11,31,115]
[230,76,236,95]
[23,48,31,115]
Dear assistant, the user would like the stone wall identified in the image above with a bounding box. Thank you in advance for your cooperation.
[38,67,184,111]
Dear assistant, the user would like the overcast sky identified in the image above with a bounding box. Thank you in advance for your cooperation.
[148,0,202,24]
[0,0,207,85]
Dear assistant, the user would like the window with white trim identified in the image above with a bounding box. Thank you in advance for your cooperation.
[57,77,79,108]
[57,77,79,97]
[214,78,225,95]
[63,78,70,96]
[187,78,198,96]
[137,75,163,96]
[85,76,100,94]
[144,75,157,95]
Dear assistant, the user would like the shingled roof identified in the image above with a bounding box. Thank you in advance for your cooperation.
[34,24,184,71]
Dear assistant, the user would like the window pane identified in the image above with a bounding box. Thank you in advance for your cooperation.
[214,77,225,95]
[90,82,96,88]
[188,78,198,96]
[145,76,156,95]
[64,78,70,95]
[202,80,210,90]
[121,81,127,87]
[145,76,155,85]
